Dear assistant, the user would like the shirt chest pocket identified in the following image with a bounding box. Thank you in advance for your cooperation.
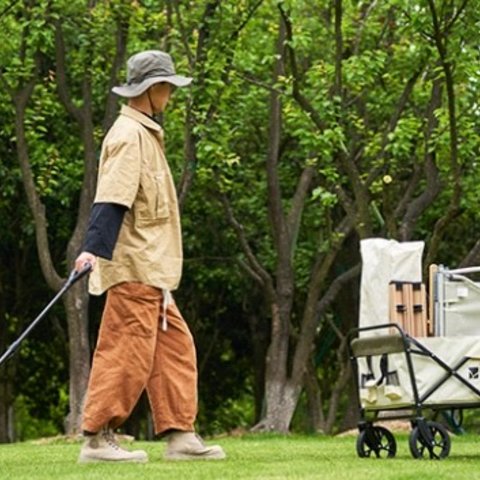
[135,170,170,225]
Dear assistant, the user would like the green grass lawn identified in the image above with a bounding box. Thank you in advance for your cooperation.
[1,432,480,479]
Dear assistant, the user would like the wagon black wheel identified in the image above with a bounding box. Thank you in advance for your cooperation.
[409,421,451,459]
[356,426,396,458]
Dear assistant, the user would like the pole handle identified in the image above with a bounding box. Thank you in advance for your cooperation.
[0,263,93,368]
[67,263,93,287]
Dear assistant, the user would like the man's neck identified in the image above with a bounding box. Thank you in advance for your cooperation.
[128,95,153,117]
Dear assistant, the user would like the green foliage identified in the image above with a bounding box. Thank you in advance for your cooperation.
[14,394,62,441]
[199,390,255,435]
[25,82,84,205]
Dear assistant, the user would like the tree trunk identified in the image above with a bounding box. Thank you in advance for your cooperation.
[251,380,301,433]
[304,360,325,433]
[62,283,91,433]
[10,46,94,434]
[0,270,14,442]
[0,369,15,443]
[230,9,348,433]
[54,19,108,433]
[246,309,267,423]
[339,379,359,433]
[250,10,300,434]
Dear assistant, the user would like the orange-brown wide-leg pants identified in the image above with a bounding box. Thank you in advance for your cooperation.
[81,282,198,435]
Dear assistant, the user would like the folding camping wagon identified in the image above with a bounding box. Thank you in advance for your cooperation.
[349,239,480,460]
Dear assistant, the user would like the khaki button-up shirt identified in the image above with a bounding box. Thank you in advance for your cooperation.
[88,105,183,295]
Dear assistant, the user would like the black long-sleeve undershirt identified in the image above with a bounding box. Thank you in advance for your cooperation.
[82,203,127,260]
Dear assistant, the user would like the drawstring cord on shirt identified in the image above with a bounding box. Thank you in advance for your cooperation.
[162,289,172,331]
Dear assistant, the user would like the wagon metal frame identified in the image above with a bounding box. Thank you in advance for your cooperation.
[348,322,480,459]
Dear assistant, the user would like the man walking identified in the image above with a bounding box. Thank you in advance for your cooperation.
[75,50,225,463]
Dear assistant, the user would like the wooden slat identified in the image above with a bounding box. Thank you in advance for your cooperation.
[389,281,428,337]
[428,264,438,336]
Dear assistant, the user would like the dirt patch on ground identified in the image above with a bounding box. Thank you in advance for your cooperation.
[337,420,412,437]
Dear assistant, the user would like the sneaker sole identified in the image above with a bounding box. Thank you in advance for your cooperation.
[164,452,226,461]
[78,456,149,464]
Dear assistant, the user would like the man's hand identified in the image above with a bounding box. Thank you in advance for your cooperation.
[75,251,97,272]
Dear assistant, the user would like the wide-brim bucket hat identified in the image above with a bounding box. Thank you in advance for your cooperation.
[112,50,192,98]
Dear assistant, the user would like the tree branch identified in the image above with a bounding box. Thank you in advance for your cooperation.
[291,215,354,379]
[316,263,361,318]
[54,21,83,123]
[203,0,266,125]
[102,11,130,131]
[237,259,265,287]
[424,0,462,267]
[445,0,469,33]
[459,239,480,268]
[365,64,425,187]
[279,4,326,132]
[397,78,442,240]
[0,0,20,19]
[219,192,274,297]
[12,57,62,290]
[353,0,379,55]
[230,0,264,41]
[171,0,194,69]
[286,165,315,256]
[266,16,287,255]
[176,0,221,208]
[333,0,343,98]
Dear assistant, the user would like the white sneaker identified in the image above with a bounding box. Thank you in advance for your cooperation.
[164,431,226,460]
[78,429,148,463]
[384,384,403,400]
[360,386,377,404]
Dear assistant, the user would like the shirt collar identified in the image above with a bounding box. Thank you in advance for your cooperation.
[120,105,162,132]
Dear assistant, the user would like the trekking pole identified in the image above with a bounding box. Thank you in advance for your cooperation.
[0,263,92,367]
